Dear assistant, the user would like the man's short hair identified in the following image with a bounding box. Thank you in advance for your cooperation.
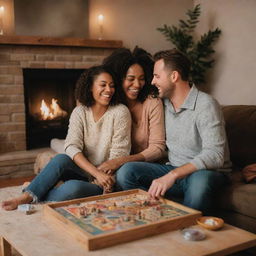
[153,49,191,81]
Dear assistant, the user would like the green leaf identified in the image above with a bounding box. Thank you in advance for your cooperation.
[157,4,221,85]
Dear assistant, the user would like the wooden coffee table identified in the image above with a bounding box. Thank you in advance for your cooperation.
[1,204,256,256]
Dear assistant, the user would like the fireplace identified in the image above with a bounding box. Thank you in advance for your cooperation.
[0,36,122,180]
[0,36,122,156]
[23,68,84,149]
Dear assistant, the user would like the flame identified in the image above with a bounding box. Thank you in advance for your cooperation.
[40,98,67,120]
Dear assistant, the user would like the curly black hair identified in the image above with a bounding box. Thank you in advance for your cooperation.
[75,65,119,107]
[103,46,157,104]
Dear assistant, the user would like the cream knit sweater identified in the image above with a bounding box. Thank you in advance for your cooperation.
[64,104,131,166]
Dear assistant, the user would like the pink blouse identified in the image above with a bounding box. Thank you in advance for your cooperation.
[131,97,166,162]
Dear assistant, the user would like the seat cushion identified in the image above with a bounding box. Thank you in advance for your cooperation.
[222,105,256,167]
[219,171,256,219]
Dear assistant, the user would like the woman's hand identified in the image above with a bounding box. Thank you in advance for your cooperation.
[95,170,114,188]
[97,158,123,175]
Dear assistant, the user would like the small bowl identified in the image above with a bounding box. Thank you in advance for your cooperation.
[197,216,224,230]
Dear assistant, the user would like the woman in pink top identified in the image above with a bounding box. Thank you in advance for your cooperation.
[98,47,166,175]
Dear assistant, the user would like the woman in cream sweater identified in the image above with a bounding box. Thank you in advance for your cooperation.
[2,66,131,210]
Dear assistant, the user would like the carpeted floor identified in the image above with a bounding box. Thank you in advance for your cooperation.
[0,185,22,202]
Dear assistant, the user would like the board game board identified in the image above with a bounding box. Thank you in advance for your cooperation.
[43,189,201,250]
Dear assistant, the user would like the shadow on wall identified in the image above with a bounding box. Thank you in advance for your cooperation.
[201,49,223,94]
[195,7,222,94]
[14,0,88,37]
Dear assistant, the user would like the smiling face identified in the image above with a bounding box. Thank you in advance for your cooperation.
[122,64,145,101]
[91,72,115,107]
[152,59,174,99]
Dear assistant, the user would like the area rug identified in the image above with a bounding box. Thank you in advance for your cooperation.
[0,185,23,202]
[0,185,44,242]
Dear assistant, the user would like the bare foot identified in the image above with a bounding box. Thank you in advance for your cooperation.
[1,193,33,211]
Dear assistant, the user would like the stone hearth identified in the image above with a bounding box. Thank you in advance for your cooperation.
[0,35,122,179]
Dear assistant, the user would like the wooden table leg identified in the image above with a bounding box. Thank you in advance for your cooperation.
[0,237,12,256]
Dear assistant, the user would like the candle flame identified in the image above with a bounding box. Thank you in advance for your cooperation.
[0,6,4,35]
[98,14,104,25]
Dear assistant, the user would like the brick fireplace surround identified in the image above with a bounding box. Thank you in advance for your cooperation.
[0,35,122,179]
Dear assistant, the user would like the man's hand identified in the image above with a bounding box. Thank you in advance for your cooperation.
[148,163,197,199]
[148,172,177,199]
[97,158,123,175]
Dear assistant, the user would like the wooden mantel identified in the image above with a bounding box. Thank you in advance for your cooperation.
[0,35,123,48]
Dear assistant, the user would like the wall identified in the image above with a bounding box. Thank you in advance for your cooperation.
[14,0,89,37]
[88,0,193,54]
[195,0,256,105]
[5,0,255,105]
[0,0,15,35]
[89,0,256,105]
[10,0,193,54]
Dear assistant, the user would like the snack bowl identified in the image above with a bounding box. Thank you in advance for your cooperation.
[197,216,224,230]
[181,228,206,241]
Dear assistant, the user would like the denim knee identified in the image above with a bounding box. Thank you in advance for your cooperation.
[45,180,103,201]
[191,170,225,192]
[116,163,134,186]
[51,154,72,166]
[183,170,226,213]
[116,162,170,191]
[59,180,102,198]
[116,162,142,190]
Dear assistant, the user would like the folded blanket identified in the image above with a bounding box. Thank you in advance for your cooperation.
[34,150,57,174]
[242,163,256,182]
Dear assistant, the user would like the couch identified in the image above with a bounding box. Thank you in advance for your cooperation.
[217,105,256,234]
[34,105,256,234]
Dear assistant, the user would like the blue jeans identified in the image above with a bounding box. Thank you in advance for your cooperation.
[24,154,102,202]
[116,162,228,214]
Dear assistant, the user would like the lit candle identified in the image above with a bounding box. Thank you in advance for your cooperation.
[97,14,104,40]
[98,14,104,26]
[0,6,4,35]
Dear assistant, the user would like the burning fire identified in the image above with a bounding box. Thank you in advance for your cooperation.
[40,98,67,120]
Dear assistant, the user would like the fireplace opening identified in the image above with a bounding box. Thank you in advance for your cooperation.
[23,68,84,149]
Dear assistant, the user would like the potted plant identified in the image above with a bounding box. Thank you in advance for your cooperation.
[157,4,221,85]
